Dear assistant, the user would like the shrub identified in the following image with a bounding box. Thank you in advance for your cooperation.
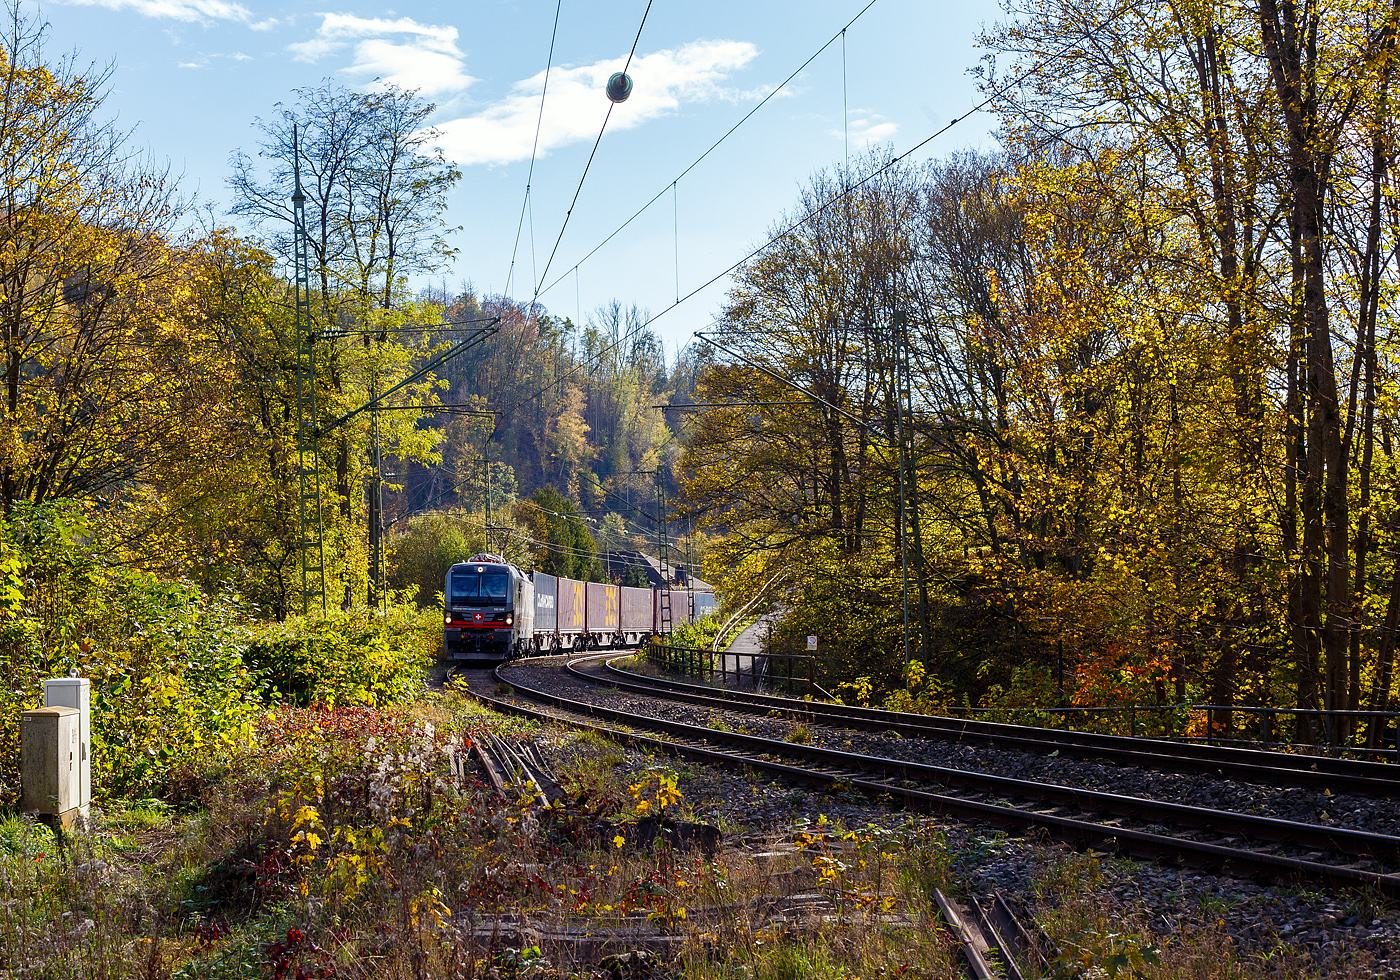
[389,511,475,606]
[243,605,438,707]
[669,613,726,649]
[0,501,260,803]
[389,509,533,606]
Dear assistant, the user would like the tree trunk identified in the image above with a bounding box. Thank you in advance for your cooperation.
[1260,0,1351,740]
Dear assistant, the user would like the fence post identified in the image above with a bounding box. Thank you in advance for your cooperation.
[808,658,815,698]
[1129,705,1137,737]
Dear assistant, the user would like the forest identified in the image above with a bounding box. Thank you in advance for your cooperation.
[10,1,1400,976]
[2,0,1399,818]
[680,0,1400,744]
[0,3,694,802]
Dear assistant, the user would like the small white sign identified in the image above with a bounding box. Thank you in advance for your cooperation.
[806,636,818,651]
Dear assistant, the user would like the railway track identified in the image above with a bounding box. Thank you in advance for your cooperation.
[580,656,1400,797]
[471,656,1400,897]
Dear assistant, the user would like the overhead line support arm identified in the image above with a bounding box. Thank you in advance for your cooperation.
[315,320,500,436]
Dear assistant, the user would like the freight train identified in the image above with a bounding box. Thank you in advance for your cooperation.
[442,553,717,663]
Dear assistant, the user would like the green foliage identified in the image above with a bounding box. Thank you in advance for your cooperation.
[618,562,650,588]
[1049,929,1162,979]
[0,502,442,802]
[669,613,726,649]
[525,486,601,580]
[243,605,437,707]
[0,501,260,803]
[390,512,471,606]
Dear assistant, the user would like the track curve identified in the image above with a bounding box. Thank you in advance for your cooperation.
[579,655,1399,796]
[477,655,1400,897]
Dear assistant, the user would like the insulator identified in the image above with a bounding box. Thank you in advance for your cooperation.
[606,72,633,104]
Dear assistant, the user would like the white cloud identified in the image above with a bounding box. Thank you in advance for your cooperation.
[178,51,253,68]
[845,112,898,143]
[56,0,252,23]
[288,12,473,96]
[433,39,759,167]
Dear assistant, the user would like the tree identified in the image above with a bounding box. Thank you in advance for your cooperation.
[228,81,459,315]
[520,486,599,580]
[230,81,461,607]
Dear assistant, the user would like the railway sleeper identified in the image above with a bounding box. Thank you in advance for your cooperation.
[484,668,1400,896]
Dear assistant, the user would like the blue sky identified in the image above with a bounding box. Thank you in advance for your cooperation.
[44,0,1004,352]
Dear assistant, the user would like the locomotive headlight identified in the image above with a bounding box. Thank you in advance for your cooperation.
[505,614,513,626]
[444,614,452,625]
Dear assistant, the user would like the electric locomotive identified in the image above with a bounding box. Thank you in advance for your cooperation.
[442,554,535,662]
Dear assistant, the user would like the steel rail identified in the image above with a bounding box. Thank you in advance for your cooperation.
[579,656,1400,795]
[482,660,1400,896]
[556,659,1400,859]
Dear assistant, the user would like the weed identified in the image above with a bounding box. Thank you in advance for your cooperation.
[108,799,174,832]
[901,828,952,903]
[1345,883,1392,925]
[0,812,54,855]
[1034,849,1102,902]
[1048,927,1160,978]
[785,723,812,745]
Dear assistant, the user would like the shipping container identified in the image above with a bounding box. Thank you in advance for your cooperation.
[557,576,586,634]
[693,592,719,619]
[531,572,556,633]
[620,587,653,634]
[586,582,619,634]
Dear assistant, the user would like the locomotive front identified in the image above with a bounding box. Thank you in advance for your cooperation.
[442,554,520,662]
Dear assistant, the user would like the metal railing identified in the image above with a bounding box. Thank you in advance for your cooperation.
[640,638,1398,761]
[938,702,1400,761]
[645,640,817,697]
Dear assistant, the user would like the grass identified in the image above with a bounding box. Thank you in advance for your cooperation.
[1024,849,1382,980]
[0,686,1388,980]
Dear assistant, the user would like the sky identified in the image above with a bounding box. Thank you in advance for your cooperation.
[42,0,1006,354]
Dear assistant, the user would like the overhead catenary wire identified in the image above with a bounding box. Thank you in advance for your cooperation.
[536,0,884,302]
[395,498,695,573]
[317,314,500,338]
[492,22,1096,429]
[842,28,849,182]
[487,1,891,429]
[531,0,656,302]
[404,14,1118,544]
[504,0,564,301]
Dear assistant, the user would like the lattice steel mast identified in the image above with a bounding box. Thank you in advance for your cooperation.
[656,477,673,637]
[292,124,327,615]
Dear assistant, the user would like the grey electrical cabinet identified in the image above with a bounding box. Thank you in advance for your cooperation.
[21,706,82,828]
[43,676,90,816]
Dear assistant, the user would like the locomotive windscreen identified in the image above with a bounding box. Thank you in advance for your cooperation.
[450,568,509,604]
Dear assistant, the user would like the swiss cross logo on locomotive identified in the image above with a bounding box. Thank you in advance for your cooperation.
[473,612,483,622]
